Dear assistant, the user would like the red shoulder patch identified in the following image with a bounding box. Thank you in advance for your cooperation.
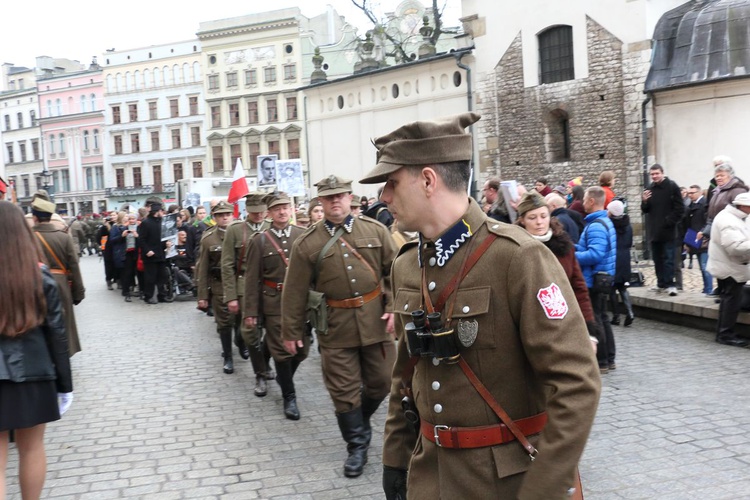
[536,283,568,320]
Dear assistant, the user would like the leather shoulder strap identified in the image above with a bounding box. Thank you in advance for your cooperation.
[264,230,289,267]
[313,227,345,287]
[36,232,67,273]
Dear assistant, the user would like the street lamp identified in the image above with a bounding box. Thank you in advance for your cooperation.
[40,167,54,199]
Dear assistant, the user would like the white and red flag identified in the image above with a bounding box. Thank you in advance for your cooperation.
[227,158,249,217]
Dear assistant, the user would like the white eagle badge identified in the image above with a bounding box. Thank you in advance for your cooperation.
[536,283,568,320]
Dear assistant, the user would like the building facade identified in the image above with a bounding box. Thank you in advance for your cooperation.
[36,62,106,215]
[102,40,206,211]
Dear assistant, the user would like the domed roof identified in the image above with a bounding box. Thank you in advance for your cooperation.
[646,0,750,91]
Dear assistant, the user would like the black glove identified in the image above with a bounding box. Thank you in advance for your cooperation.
[585,320,601,339]
[73,299,82,306]
[383,466,407,500]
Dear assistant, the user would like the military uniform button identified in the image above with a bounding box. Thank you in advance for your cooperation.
[368,243,372,247]
[344,253,349,258]
[429,257,436,267]
[462,306,470,313]
[351,278,356,283]
[341,243,346,247]
[428,282,436,291]
[347,265,353,270]
[404,304,409,311]
[284,249,288,252]
[434,404,443,413]
[432,358,440,366]
[354,291,360,296]
[282,241,287,244]
[432,381,440,390]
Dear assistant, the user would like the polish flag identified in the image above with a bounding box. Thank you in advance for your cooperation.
[227,158,250,217]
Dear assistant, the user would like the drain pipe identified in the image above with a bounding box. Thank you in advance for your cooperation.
[454,50,477,198]
[641,92,652,260]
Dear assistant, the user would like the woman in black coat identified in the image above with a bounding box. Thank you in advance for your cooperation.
[607,200,635,326]
[0,201,73,499]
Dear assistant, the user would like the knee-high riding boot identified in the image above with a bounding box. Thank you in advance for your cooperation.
[248,344,268,397]
[275,360,300,420]
[336,407,368,478]
[219,328,234,374]
[622,289,635,326]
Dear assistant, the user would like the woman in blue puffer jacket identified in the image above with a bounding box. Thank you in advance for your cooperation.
[0,201,73,499]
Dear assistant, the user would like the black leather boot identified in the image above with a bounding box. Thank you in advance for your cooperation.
[622,289,635,326]
[336,407,368,478]
[262,341,275,380]
[275,361,300,420]
[361,396,383,446]
[234,328,250,360]
[248,346,268,396]
[219,328,234,374]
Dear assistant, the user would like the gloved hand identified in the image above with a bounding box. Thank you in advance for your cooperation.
[58,392,74,415]
[73,300,82,306]
[383,465,407,500]
[585,321,600,353]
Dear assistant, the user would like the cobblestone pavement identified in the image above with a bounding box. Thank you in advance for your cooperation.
[5,256,750,499]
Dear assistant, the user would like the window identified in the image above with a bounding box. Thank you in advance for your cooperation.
[226,72,238,87]
[93,129,100,151]
[17,112,23,128]
[208,74,219,90]
[153,165,162,191]
[544,109,571,162]
[264,66,276,84]
[230,144,241,167]
[247,101,259,124]
[170,98,179,118]
[6,144,13,163]
[3,115,9,131]
[211,105,221,128]
[129,103,138,121]
[114,135,123,154]
[91,94,97,111]
[113,168,123,188]
[22,177,29,197]
[94,166,104,189]
[30,110,36,127]
[286,97,297,120]
[31,139,39,160]
[61,169,70,192]
[133,167,142,187]
[59,134,66,155]
[189,96,198,115]
[86,168,94,190]
[56,99,62,116]
[287,138,299,159]
[173,163,183,181]
[149,101,158,120]
[81,95,87,113]
[283,64,296,81]
[247,142,260,168]
[151,131,160,151]
[268,140,279,156]
[245,69,257,85]
[212,146,224,171]
[539,25,574,84]
[46,100,52,117]
[249,143,260,170]
[49,135,55,155]
[112,105,121,124]
[131,133,140,153]
[19,143,26,162]
[191,127,201,147]
[171,129,181,149]
[229,103,239,126]
[267,99,278,122]
[192,161,203,177]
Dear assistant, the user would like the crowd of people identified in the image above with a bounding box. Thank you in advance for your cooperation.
[1,111,748,499]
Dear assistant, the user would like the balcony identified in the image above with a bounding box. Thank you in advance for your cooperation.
[105,183,175,197]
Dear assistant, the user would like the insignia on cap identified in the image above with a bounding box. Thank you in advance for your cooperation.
[537,283,568,320]
[328,175,337,189]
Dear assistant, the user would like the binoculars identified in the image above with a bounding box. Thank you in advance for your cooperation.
[404,310,461,364]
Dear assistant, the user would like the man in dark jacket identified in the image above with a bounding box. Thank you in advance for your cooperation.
[685,185,712,295]
[641,164,684,296]
[546,193,580,243]
[138,202,169,304]
[362,186,394,228]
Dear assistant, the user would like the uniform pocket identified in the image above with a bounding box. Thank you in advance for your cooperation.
[355,237,382,250]
[491,433,539,479]
[452,286,494,349]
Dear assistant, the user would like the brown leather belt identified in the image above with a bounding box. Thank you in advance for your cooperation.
[263,279,283,291]
[326,285,382,309]
[421,412,547,449]
[49,269,67,275]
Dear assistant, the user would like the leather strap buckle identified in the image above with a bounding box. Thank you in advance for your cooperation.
[433,425,449,447]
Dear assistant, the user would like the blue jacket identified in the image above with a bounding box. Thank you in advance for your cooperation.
[575,210,617,288]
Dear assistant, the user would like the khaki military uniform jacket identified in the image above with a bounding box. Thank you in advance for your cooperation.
[382,200,600,499]
[33,222,86,356]
[243,224,305,318]
[196,226,226,301]
[281,216,398,349]
[220,219,271,303]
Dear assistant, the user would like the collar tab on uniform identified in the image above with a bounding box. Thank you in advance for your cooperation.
[419,218,472,267]
[324,215,354,236]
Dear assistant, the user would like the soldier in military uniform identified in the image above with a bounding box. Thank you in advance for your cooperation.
[360,113,601,500]
[196,201,237,374]
[281,175,398,478]
[220,193,273,395]
[243,192,309,420]
[31,198,86,356]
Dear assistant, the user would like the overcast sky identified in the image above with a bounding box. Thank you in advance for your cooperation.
[1,0,462,69]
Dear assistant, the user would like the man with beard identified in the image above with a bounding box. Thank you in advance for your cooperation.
[221,193,274,394]
[281,175,398,478]
[197,201,237,373]
[243,192,308,419]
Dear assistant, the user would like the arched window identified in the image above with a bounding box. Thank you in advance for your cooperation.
[153,67,161,86]
[106,74,114,93]
[55,99,62,116]
[59,134,66,154]
[81,95,87,113]
[83,130,90,150]
[538,25,574,84]
[144,68,152,87]
[173,64,181,84]
[49,134,55,154]
[90,93,96,111]
[134,70,141,89]
[163,66,171,85]
[183,63,190,83]
[46,100,52,117]
[193,62,201,81]
[93,129,100,150]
